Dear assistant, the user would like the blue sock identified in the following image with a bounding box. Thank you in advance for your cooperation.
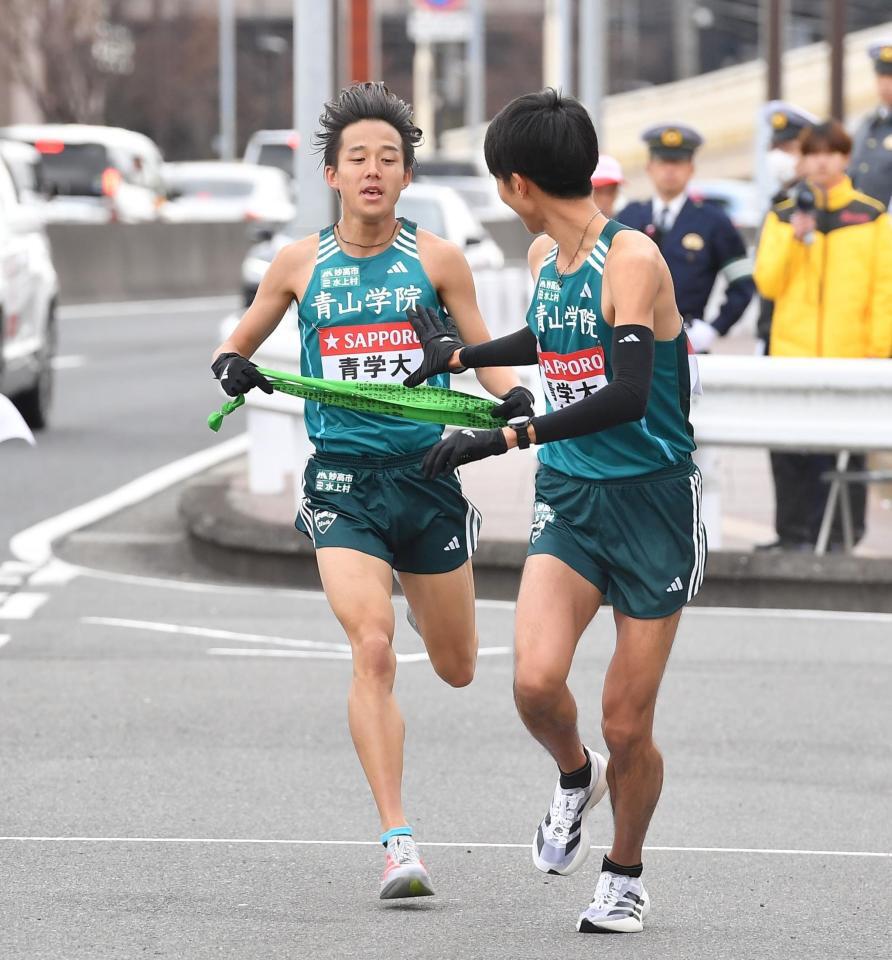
[380,826,413,847]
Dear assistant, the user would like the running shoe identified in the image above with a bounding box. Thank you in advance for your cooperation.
[379,835,435,899]
[532,749,608,875]
[576,870,651,933]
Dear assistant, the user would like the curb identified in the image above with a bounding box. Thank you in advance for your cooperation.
[180,474,892,612]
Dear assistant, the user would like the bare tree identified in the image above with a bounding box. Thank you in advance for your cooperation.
[0,0,108,123]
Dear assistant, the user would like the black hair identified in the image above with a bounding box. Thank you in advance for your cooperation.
[484,89,598,198]
[314,82,423,170]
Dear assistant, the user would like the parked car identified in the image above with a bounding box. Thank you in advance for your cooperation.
[243,129,299,178]
[0,139,49,212]
[240,181,505,306]
[161,162,296,224]
[412,172,514,222]
[0,123,165,223]
[0,152,59,429]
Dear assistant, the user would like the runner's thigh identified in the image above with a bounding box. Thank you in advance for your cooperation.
[316,547,395,639]
[399,559,477,658]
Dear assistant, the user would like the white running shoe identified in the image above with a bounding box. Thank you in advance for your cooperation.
[577,870,651,933]
[532,749,608,876]
[379,835,435,900]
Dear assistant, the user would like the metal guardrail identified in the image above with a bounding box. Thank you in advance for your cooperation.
[221,284,892,552]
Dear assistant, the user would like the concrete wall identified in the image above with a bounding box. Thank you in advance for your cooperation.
[46,221,254,304]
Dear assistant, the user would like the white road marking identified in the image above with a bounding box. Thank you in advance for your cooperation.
[51,355,86,371]
[83,617,511,663]
[58,295,239,321]
[27,560,81,586]
[0,575,24,587]
[0,635,10,650]
[0,592,48,620]
[9,434,248,567]
[0,561,37,576]
[0,836,887,859]
[82,617,351,653]
[68,531,184,544]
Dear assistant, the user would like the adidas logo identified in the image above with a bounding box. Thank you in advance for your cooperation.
[619,333,641,343]
[665,576,684,593]
[443,536,461,552]
[387,261,409,274]
[580,282,593,299]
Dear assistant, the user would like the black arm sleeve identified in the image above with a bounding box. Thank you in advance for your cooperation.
[458,326,539,368]
[531,325,655,444]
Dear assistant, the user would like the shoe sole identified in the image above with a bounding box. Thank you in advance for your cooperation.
[577,915,644,934]
[577,891,650,933]
[379,865,435,900]
[531,750,609,877]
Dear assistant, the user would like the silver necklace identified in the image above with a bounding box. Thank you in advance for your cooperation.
[556,210,600,287]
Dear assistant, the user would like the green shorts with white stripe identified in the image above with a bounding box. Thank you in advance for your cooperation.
[527,459,707,619]
[296,448,481,575]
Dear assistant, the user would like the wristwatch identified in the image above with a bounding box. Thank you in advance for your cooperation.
[507,415,532,450]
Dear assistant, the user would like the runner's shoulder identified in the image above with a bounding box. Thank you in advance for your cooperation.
[528,234,556,278]
[266,234,319,300]
[273,233,319,269]
[414,227,471,277]
[608,227,661,268]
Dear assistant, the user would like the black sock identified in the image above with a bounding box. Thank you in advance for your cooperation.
[602,855,643,878]
[559,747,591,789]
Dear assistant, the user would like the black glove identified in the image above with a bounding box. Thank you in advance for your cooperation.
[422,427,508,479]
[211,352,274,397]
[491,386,535,421]
[403,306,467,388]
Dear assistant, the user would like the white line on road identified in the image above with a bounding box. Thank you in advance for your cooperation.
[58,295,240,321]
[0,635,9,650]
[68,531,184,544]
[0,593,48,620]
[82,616,352,653]
[0,836,887,859]
[9,434,248,567]
[51,355,86,370]
[83,617,511,663]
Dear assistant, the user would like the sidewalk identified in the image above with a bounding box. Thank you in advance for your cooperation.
[181,445,892,612]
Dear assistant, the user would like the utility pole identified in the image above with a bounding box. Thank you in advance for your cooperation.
[543,0,573,93]
[350,0,371,82]
[828,0,846,121]
[465,0,485,131]
[765,0,784,101]
[218,0,236,159]
[293,0,335,234]
[673,0,697,80]
[579,0,607,132]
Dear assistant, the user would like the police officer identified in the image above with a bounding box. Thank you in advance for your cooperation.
[757,102,816,351]
[763,100,817,205]
[850,41,892,207]
[617,124,755,354]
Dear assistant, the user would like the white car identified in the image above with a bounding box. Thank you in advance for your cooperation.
[413,173,515,223]
[0,153,59,429]
[243,129,300,178]
[0,140,48,213]
[0,123,165,224]
[161,162,296,224]
[240,181,505,305]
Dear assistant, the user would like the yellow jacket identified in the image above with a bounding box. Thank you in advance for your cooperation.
[754,176,892,358]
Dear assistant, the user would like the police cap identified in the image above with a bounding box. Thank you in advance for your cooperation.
[868,41,892,76]
[641,123,703,160]
[764,100,818,146]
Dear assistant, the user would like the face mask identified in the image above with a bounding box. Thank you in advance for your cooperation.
[766,148,798,187]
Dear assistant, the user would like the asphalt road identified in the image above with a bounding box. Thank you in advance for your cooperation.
[2,296,890,960]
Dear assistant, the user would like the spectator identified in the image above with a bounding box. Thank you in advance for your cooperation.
[590,154,624,217]
[850,40,892,207]
[617,124,755,354]
[754,119,892,551]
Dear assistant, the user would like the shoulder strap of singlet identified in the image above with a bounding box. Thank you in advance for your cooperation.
[599,218,633,247]
[393,217,420,261]
[315,224,338,264]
